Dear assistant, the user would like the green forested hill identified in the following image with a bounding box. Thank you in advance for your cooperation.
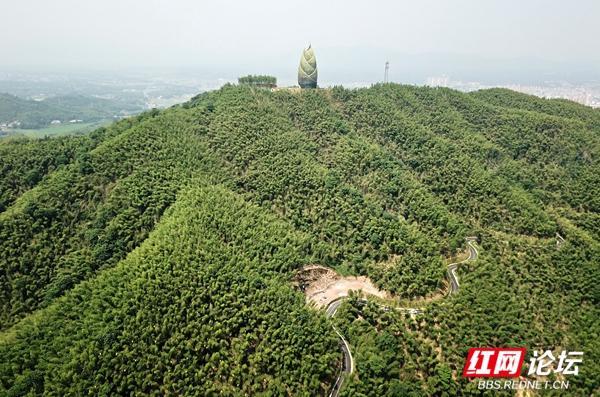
[0,93,142,129]
[0,84,598,396]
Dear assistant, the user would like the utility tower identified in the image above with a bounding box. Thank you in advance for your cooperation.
[384,61,389,83]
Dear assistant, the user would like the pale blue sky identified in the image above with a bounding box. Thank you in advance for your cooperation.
[1,0,599,82]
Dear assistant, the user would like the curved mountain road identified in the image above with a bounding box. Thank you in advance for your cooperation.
[325,238,478,397]
[447,238,478,295]
[326,299,354,397]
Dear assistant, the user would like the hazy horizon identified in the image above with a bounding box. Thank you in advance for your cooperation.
[2,0,600,85]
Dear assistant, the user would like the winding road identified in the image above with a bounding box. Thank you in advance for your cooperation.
[325,237,478,397]
[326,299,354,397]
[447,237,478,295]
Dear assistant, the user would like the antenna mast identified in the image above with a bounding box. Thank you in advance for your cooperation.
[384,61,389,83]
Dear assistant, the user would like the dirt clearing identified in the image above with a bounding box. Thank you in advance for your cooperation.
[294,265,389,308]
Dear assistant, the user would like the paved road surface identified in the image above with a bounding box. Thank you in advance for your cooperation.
[447,239,478,295]
[326,299,354,397]
[325,238,478,396]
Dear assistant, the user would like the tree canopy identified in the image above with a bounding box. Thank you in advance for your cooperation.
[0,84,598,396]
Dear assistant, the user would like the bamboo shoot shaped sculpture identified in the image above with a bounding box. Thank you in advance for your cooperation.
[298,45,318,88]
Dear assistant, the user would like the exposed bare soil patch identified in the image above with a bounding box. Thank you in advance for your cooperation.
[294,265,389,308]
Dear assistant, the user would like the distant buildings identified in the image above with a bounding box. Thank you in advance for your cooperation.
[425,76,600,108]
[6,120,21,128]
[0,120,21,134]
[426,76,450,87]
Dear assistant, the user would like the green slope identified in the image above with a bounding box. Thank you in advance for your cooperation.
[0,84,598,396]
[1,185,338,395]
[0,93,142,129]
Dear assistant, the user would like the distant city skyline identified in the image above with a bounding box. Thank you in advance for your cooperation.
[425,76,600,108]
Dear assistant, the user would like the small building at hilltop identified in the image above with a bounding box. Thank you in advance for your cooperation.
[298,45,318,88]
[238,75,277,88]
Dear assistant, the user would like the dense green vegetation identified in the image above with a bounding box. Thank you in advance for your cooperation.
[1,186,338,395]
[238,75,277,88]
[1,121,111,139]
[0,84,598,395]
[0,93,142,129]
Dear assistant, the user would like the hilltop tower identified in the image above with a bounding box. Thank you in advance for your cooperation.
[298,45,318,88]
[384,61,389,83]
